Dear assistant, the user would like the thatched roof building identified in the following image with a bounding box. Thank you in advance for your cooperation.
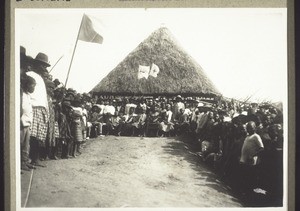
[90,27,220,97]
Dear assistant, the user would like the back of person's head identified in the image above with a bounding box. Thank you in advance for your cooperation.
[246,121,256,134]
[21,75,36,93]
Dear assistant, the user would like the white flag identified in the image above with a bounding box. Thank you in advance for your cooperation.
[138,65,150,79]
[149,63,160,78]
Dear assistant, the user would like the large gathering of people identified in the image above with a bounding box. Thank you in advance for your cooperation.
[20,46,284,204]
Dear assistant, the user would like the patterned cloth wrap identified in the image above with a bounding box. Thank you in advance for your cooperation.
[71,120,83,142]
[54,121,60,138]
[30,106,49,144]
[47,101,57,147]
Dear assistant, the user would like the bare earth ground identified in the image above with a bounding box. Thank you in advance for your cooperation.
[21,136,242,208]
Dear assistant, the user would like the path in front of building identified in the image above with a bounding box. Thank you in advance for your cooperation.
[21,135,242,207]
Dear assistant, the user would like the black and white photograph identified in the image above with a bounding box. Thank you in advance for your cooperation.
[16,8,288,210]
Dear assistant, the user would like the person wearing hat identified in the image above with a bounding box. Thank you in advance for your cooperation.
[53,78,63,90]
[65,88,76,99]
[26,52,51,167]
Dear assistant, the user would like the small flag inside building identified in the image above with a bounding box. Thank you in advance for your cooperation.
[78,14,103,44]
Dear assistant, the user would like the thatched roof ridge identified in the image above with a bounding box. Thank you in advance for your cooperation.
[91,27,220,95]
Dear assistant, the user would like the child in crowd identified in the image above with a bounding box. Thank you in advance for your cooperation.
[58,102,73,159]
[20,75,36,171]
[70,99,85,157]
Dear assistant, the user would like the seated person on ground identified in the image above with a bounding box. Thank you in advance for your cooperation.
[118,107,137,136]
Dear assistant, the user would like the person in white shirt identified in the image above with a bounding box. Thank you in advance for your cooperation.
[96,99,105,115]
[240,121,264,165]
[173,95,185,121]
[139,98,147,111]
[239,121,264,194]
[20,75,36,171]
[103,100,116,117]
[125,98,137,115]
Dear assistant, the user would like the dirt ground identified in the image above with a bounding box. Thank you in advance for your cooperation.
[21,136,242,208]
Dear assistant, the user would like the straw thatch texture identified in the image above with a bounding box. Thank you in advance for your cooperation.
[91,27,219,95]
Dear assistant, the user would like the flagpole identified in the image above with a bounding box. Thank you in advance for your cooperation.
[65,15,85,88]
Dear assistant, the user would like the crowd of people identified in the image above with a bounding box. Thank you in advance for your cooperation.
[20,46,284,203]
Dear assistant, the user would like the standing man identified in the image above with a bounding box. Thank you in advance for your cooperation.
[173,95,185,121]
[26,52,51,167]
[239,121,264,194]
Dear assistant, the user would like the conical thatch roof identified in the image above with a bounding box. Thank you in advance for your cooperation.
[91,27,219,96]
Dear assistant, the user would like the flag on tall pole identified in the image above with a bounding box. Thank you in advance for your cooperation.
[78,14,103,44]
[65,14,103,87]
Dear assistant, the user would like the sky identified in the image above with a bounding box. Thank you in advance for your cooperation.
[16,8,287,103]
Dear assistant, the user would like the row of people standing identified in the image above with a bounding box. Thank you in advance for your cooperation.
[20,46,85,172]
[20,46,54,171]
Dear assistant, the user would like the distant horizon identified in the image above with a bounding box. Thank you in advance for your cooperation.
[17,8,287,103]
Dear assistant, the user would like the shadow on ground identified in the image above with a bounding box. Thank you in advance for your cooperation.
[161,135,242,204]
[161,135,283,207]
